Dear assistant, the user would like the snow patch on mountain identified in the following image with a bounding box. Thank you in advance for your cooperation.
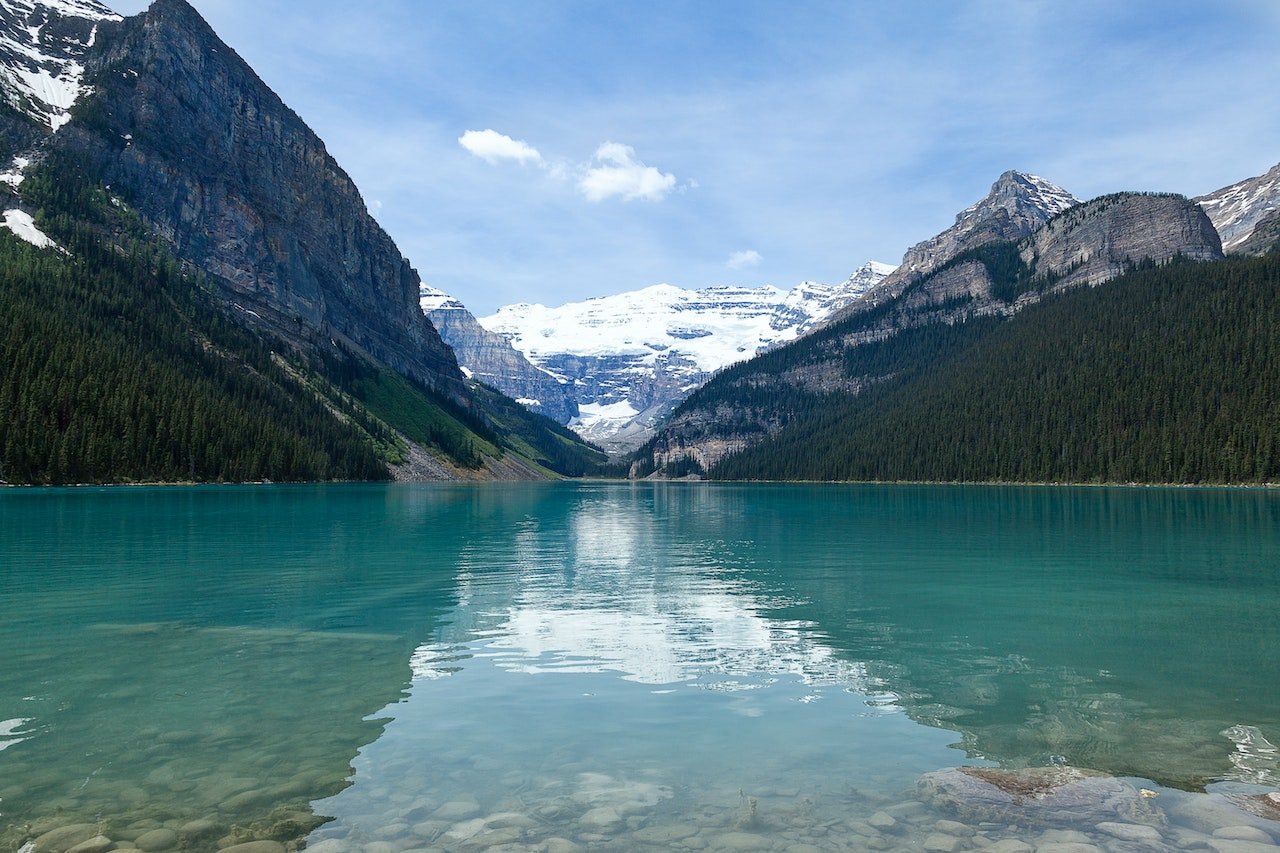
[1197,162,1280,251]
[3,207,61,249]
[0,0,121,132]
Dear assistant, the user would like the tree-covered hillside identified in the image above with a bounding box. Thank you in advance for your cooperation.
[710,255,1280,484]
[0,157,606,485]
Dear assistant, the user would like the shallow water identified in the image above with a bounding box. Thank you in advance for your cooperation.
[2,483,1279,853]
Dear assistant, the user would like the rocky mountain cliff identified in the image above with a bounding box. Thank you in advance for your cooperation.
[0,0,606,482]
[47,0,467,399]
[475,261,894,452]
[637,181,1224,477]
[420,285,578,424]
[1197,160,1280,254]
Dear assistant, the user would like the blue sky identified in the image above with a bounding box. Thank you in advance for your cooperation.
[106,0,1280,315]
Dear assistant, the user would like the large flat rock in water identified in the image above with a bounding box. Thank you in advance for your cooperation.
[918,767,1165,828]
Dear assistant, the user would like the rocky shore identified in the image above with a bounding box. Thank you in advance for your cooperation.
[10,766,1279,853]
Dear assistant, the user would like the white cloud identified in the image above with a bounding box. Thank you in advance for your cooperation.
[459,129,543,165]
[578,142,677,202]
[727,249,763,269]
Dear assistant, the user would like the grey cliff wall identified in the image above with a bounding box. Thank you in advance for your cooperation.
[60,0,465,399]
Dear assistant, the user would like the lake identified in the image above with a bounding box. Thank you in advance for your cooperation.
[2,483,1279,853]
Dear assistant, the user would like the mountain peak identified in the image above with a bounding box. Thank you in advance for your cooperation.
[895,169,1078,280]
[967,170,1079,224]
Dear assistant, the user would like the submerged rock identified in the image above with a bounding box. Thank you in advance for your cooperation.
[34,826,101,853]
[1171,794,1280,835]
[918,767,1165,828]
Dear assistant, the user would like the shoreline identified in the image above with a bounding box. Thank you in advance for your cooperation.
[3,477,1279,491]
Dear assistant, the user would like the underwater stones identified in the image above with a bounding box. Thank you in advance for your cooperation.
[218,843,286,853]
[1035,844,1105,853]
[632,823,699,844]
[1214,828,1276,844]
[713,832,771,851]
[133,829,178,852]
[540,840,583,853]
[1098,822,1165,843]
[867,811,898,830]
[1206,842,1280,853]
[301,840,351,853]
[178,820,222,840]
[481,813,537,832]
[35,826,103,853]
[65,836,114,853]
[577,806,623,831]
[919,767,1163,828]
[432,800,482,821]
[357,843,396,853]
[935,819,976,837]
[410,821,449,841]
[1171,796,1277,835]
[923,832,963,852]
[983,840,1034,853]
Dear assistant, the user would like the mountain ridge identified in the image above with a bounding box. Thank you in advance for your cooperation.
[634,180,1227,478]
[470,261,894,451]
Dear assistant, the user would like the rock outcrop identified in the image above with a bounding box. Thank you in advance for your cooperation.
[1025,193,1223,287]
[54,0,466,399]
[1197,161,1280,254]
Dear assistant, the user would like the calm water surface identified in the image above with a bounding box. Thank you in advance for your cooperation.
[1,483,1278,853]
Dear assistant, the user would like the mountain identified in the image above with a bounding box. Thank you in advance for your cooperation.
[476,262,894,452]
[834,171,1079,322]
[634,179,1227,480]
[0,0,605,483]
[420,285,578,424]
[709,254,1280,484]
[1197,160,1280,255]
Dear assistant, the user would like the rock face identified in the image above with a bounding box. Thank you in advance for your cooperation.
[637,180,1226,478]
[48,0,465,399]
[421,286,578,424]
[1197,161,1280,254]
[479,262,894,452]
[1024,193,1224,287]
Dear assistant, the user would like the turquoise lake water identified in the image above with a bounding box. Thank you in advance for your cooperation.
[1,483,1279,853]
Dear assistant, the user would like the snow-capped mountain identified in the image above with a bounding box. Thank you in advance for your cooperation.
[1197,160,1280,254]
[420,285,578,424]
[0,0,120,133]
[476,262,894,451]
